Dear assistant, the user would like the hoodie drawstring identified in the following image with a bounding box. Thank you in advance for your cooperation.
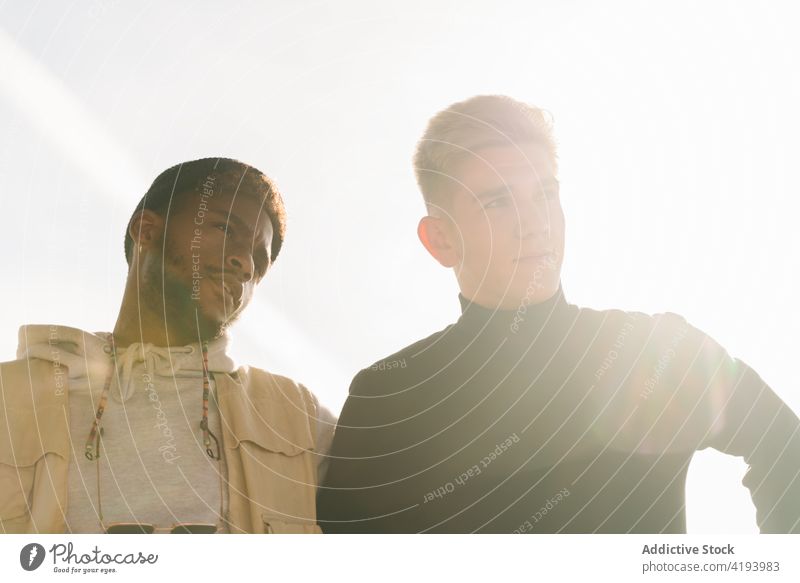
[200,342,220,460]
[84,337,220,461]
[84,336,116,461]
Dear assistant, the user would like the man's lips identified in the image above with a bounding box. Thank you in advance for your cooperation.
[205,273,243,303]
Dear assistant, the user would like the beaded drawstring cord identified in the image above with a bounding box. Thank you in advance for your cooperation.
[200,341,221,460]
[84,337,222,461]
[84,336,116,461]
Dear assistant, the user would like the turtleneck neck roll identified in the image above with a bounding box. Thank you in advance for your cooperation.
[456,281,570,334]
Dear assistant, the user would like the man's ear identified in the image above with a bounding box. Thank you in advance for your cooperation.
[128,209,164,256]
[418,215,460,268]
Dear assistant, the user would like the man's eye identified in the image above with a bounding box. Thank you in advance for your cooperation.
[254,256,269,280]
[483,197,509,209]
[215,223,233,235]
[536,187,559,200]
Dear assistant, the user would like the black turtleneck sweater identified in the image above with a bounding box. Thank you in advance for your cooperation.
[318,285,800,533]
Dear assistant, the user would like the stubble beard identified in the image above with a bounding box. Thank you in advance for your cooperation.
[140,249,227,345]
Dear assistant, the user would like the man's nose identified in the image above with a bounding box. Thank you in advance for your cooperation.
[516,195,554,240]
[225,247,254,282]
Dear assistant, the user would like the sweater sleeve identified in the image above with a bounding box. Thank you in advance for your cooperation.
[298,384,338,487]
[684,319,800,533]
[314,402,337,486]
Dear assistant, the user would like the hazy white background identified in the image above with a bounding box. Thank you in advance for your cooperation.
[1,0,798,534]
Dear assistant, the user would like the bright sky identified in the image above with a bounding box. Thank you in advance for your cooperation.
[1,0,798,534]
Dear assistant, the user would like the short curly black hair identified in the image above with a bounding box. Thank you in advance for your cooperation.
[124,158,287,266]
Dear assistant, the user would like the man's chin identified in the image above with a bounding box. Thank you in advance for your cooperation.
[197,306,244,339]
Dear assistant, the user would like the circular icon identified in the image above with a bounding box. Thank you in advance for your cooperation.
[20,543,46,571]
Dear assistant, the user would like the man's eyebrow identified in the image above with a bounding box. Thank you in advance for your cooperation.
[475,186,512,200]
[475,178,560,200]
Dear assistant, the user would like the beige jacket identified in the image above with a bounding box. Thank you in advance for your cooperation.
[0,355,325,534]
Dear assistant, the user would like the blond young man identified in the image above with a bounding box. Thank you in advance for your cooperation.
[318,96,800,533]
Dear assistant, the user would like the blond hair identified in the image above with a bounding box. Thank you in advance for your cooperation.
[413,95,558,211]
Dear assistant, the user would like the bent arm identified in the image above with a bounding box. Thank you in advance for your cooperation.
[694,335,800,533]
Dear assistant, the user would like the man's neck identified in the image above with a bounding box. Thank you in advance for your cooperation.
[112,290,198,349]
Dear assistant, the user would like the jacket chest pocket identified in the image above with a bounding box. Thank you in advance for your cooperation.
[1,404,69,530]
[226,402,320,533]
[0,462,35,524]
